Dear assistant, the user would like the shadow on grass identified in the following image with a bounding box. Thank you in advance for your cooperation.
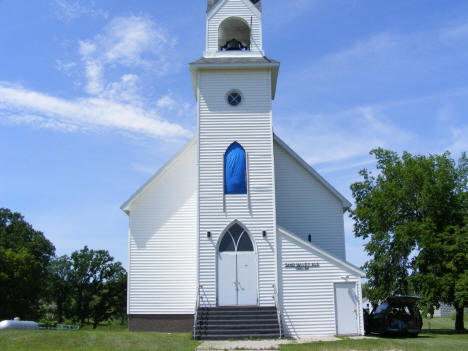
[423,329,468,335]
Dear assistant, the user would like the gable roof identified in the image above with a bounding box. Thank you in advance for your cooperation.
[278,226,365,277]
[273,134,352,209]
[121,134,352,214]
[207,0,261,13]
[120,137,197,214]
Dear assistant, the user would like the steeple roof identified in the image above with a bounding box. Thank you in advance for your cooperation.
[207,0,261,13]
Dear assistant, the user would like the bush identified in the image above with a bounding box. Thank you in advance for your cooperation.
[38,319,58,329]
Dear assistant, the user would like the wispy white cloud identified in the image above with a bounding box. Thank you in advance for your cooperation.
[0,15,192,139]
[268,0,321,26]
[0,83,191,138]
[318,159,375,175]
[53,0,108,22]
[55,60,77,76]
[101,74,141,105]
[277,17,468,169]
[76,16,180,103]
[156,95,176,109]
[299,32,403,88]
[328,32,398,64]
[450,126,468,155]
[130,162,159,175]
[84,60,104,95]
[298,18,468,92]
[79,16,175,73]
[3,113,79,133]
[439,21,468,41]
[277,105,413,166]
[156,92,196,121]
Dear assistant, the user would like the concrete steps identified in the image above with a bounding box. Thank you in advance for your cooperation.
[194,306,282,340]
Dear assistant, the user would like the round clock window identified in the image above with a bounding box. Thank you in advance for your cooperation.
[227,90,242,106]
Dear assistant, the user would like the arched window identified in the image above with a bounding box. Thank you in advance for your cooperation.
[219,223,254,252]
[218,17,251,51]
[224,142,247,194]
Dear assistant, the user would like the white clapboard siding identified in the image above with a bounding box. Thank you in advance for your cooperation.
[274,141,347,260]
[206,0,263,56]
[128,142,198,314]
[198,69,276,307]
[278,227,364,337]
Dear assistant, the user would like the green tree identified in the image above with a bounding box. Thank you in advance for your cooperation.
[48,255,73,323]
[351,149,467,331]
[0,209,55,319]
[361,282,370,299]
[69,246,127,328]
[0,248,42,319]
[89,263,127,328]
[0,209,55,268]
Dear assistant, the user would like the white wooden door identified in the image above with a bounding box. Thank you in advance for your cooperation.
[335,283,359,335]
[218,253,237,305]
[237,253,257,305]
[217,223,257,306]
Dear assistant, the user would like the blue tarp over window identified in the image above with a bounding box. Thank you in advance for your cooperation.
[225,142,247,194]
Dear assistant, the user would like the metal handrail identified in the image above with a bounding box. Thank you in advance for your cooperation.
[193,285,201,339]
[273,284,282,338]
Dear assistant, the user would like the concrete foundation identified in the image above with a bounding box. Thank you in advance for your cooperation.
[128,314,194,333]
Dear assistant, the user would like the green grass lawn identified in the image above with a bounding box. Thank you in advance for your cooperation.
[281,333,468,351]
[0,317,466,351]
[0,329,199,351]
[281,317,468,351]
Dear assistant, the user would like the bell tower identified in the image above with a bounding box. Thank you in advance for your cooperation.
[205,0,264,57]
[190,0,280,308]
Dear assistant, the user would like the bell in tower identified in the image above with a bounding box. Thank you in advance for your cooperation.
[219,17,250,51]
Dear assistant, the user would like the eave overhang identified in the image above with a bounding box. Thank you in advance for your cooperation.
[189,57,280,100]
[120,137,197,215]
[279,226,366,278]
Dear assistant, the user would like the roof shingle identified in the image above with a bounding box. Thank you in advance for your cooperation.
[190,56,279,66]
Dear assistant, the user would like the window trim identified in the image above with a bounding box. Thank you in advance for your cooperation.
[226,89,243,107]
[218,222,255,253]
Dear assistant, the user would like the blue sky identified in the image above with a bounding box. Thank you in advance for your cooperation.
[1,0,467,269]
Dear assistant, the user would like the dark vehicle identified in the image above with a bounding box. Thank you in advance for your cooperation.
[364,296,423,337]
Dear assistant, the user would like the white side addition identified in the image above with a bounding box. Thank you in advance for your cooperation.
[278,227,365,337]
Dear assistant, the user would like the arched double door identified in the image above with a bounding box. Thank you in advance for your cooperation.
[217,223,258,306]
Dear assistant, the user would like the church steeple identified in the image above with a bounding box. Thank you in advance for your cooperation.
[207,0,262,13]
[204,0,264,58]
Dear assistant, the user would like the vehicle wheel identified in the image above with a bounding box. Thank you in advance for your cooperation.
[408,333,418,338]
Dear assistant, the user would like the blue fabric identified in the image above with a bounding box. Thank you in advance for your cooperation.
[225,142,247,194]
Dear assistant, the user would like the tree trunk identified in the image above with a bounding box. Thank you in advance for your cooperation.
[57,298,63,323]
[455,306,465,332]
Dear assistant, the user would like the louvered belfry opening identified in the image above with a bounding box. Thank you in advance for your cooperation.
[218,17,251,51]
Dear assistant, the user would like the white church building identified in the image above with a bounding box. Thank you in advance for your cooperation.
[122,0,365,339]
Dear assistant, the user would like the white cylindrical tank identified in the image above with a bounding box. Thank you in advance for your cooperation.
[0,318,38,330]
